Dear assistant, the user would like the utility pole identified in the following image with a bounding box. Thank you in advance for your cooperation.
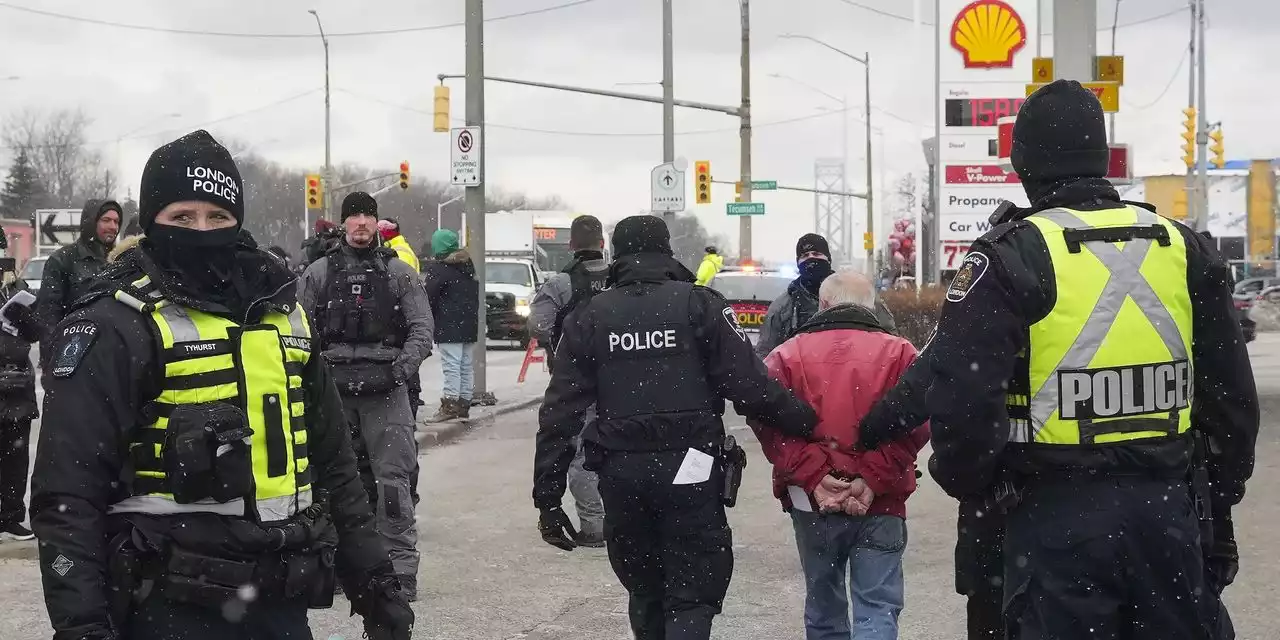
[307,10,332,222]
[1108,0,1122,144]
[738,0,753,260]
[465,0,489,396]
[1194,0,1209,232]
[862,52,873,274]
[662,0,675,225]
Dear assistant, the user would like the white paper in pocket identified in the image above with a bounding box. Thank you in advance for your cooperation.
[672,448,715,485]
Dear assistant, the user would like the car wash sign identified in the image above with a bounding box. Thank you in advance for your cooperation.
[936,0,1038,269]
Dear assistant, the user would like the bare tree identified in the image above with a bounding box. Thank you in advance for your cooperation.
[894,172,919,221]
[1,108,108,206]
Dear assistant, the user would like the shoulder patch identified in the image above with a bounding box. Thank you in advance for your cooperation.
[51,321,100,378]
[721,306,748,342]
[946,252,990,303]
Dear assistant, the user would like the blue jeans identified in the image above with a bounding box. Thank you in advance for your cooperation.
[790,511,907,640]
[439,342,475,399]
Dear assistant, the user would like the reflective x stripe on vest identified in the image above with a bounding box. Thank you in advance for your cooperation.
[1015,206,1194,446]
[109,274,315,522]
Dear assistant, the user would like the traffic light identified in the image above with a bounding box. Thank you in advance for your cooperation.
[305,174,323,209]
[1209,128,1225,169]
[863,231,874,251]
[1181,106,1197,168]
[398,161,410,190]
[734,181,743,203]
[433,85,450,133]
[694,161,711,204]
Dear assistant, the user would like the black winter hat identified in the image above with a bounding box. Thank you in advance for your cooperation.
[341,192,378,220]
[611,215,672,257]
[1011,80,1110,186]
[139,130,243,233]
[796,233,831,260]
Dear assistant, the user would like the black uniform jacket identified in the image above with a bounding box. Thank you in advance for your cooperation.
[30,239,392,640]
[926,182,1258,505]
[532,253,817,511]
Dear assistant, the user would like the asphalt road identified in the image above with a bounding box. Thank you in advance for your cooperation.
[0,338,1275,638]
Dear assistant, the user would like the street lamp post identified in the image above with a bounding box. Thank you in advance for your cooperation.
[307,9,332,222]
[780,34,874,274]
[437,194,464,231]
[739,0,753,261]
[661,0,675,225]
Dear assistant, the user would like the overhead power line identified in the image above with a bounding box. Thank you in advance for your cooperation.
[1123,44,1191,111]
[0,0,601,39]
[831,0,1188,31]
[0,89,320,150]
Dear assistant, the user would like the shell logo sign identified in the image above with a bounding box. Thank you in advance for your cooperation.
[950,0,1027,68]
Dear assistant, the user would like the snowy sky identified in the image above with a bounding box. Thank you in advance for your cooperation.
[0,0,1276,262]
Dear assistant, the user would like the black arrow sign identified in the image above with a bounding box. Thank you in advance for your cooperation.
[662,175,673,187]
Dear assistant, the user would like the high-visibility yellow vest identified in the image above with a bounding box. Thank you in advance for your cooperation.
[108,274,314,522]
[385,235,420,274]
[1010,205,1194,446]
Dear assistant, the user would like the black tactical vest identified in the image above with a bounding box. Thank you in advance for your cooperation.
[590,280,717,420]
[551,258,608,349]
[314,250,407,348]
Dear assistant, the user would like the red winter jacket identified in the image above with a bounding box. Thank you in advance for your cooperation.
[750,304,930,519]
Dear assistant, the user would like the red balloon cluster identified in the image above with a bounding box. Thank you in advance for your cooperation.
[887,218,916,271]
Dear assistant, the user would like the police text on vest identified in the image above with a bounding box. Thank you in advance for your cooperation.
[609,329,678,353]
[1057,360,1191,420]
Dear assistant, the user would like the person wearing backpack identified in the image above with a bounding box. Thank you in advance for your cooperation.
[528,215,608,547]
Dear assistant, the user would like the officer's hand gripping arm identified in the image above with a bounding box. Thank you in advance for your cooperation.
[532,311,596,520]
[695,290,817,439]
[31,314,141,640]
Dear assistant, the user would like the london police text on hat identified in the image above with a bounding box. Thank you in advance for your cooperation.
[187,165,240,204]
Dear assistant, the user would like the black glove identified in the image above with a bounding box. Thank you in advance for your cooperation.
[357,574,415,640]
[538,506,578,551]
[1206,517,1239,594]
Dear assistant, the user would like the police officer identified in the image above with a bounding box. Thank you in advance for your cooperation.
[926,81,1258,638]
[533,215,817,640]
[30,130,413,640]
[299,191,433,602]
[528,214,610,547]
[0,257,39,542]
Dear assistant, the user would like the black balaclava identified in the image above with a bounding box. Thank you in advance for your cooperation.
[1011,79,1110,205]
[795,233,833,295]
[138,130,245,296]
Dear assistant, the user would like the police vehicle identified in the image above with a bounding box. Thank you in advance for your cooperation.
[710,264,791,337]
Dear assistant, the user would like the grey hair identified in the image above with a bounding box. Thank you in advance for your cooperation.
[818,269,877,310]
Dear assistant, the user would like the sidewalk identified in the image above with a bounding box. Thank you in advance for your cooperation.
[414,345,550,450]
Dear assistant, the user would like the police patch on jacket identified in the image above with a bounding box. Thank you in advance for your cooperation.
[51,321,99,378]
[721,306,748,342]
[603,324,689,359]
[1058,360,1192,420]
[946,251,989,303]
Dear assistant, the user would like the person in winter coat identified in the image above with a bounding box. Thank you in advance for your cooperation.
[421,228,479,421]
[0,258,39,541]
[751,269,928,640]
[300,218,343,268]
[36,199,121,355]
[695,246,723,286]
[378,218,420,274]
[756,233,897,358]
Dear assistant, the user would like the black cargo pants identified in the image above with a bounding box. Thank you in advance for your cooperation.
[592,447,733,640]
[124,592,313,639]
[1003,477,1215,640]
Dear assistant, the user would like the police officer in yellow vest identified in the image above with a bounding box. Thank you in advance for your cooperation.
[927,81,1258,639]
[30,130,413,640]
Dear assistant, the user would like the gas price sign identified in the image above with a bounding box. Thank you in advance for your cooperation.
[944,97,1025,128]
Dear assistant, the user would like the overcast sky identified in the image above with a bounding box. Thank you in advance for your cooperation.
[0,0,1276,262]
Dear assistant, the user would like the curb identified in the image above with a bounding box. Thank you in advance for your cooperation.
[0,540,37,561]
[415,396,541,451]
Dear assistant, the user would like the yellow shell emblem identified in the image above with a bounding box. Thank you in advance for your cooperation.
[951,0,1027,68]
